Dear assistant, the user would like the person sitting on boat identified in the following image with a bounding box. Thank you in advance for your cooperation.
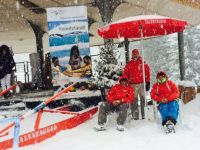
[150,71,180,132]
[95,77,134,131]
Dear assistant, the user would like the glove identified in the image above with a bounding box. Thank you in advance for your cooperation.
[146,82,150,91]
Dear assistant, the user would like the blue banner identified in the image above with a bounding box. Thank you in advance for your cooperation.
[47,6,92,92]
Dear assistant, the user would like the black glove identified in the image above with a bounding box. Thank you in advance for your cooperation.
[146,82,150,91]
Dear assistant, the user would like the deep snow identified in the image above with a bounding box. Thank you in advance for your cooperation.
[15,94,200,150]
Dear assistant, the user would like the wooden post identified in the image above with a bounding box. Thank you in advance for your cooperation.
[178,32,185,80]
[124,38,130,63]
[28,21,45,88]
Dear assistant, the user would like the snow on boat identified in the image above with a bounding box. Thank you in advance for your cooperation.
[0,105,97,149]
[0,84,98,149]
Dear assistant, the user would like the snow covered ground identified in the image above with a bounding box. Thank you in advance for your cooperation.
[15,94,200,150]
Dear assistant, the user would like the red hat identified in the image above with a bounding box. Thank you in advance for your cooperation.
[132,49,139,55]
[156,71,168,79]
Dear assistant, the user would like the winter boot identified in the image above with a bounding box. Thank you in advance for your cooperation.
[164,120,175,134]
[94,124,106,131]
[116,125,125,132]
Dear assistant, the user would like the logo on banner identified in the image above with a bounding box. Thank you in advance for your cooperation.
[50,9,64,16]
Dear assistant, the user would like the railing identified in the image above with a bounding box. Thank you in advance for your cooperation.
[14,61,32,83]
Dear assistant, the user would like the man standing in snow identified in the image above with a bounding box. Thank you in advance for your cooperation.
[150,71,180,133]
[122,49,150,120]
[95,77,134,131]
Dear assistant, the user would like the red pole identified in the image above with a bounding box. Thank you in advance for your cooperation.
[34,109,43,130]
[0,83,75,135]
[0,84,17,96]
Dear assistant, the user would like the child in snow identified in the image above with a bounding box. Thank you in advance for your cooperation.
[150,71,180,132]
[95,77,134,131]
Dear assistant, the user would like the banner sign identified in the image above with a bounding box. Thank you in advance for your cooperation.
[47,6,92,93]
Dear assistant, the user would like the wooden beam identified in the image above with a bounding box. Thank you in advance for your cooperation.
[18,0,46,14]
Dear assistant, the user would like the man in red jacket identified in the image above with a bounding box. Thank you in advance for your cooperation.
[122,49,150,120]
[150,71,180,132]
[95,77,134,131]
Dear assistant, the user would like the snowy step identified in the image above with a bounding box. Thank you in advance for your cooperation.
[0,102,26,111]
[20,90,54,98]
[0,98,22,106]
[59,90,101,99]
[0,102,27,118]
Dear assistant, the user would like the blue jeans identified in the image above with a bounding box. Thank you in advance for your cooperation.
[158,100,179,126]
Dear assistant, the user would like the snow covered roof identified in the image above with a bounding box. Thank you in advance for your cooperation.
[0,0,200,54]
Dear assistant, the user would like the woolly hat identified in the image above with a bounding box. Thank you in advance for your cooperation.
[156,71,168,79]
[132,49,139,55]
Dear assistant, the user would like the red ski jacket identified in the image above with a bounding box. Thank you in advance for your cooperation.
[150,80,180,103]
[106,84,134,104]
[122,57,150,84]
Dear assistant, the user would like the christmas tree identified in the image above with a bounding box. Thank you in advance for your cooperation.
[93,44,123,89]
